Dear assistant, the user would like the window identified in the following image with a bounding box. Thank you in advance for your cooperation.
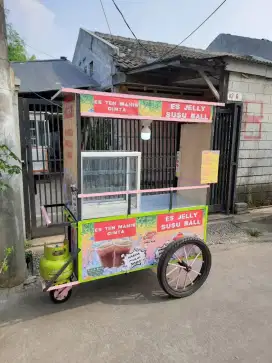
[79,61,81,67]
[89,61,94,75]
[84,65,87,73]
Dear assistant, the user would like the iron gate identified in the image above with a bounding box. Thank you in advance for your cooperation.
[20,98,64,238]
[20,99,180,238]
[209,103,242,213]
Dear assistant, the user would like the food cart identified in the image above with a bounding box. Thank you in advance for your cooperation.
[40,88,223,303]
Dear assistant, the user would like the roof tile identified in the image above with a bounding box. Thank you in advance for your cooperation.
[94,32,220,69]
[93,31,272,69]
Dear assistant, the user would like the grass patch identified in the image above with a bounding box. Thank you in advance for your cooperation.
[247,228,262,238]
[25,240,32,249]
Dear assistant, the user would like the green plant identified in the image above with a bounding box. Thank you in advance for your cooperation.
[24,241,33,274]
[24,240,32,250]
[0,247,14,274]
[248,228,262,238]
[0,144,21,192]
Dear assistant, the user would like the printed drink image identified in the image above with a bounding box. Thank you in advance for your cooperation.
[96,242,115,268]
[96,240,132,268]
[114,241,132,266]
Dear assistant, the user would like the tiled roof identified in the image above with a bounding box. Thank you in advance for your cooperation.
[93,31,272,70]
[94,31,223,69]
[11,59,99,93]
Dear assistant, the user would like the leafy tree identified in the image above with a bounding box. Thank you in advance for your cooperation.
[5,11,36,62]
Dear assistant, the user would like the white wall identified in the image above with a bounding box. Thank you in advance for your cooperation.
[72,30,116,90]
[228,71,272,206]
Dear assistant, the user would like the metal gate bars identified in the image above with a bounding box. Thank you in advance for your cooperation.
[20,98,64,238]
[209,103,242,213]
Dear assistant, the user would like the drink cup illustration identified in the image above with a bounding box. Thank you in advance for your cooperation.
[96,239,132,268]
[114,239,132,267]
[96,242,115,268]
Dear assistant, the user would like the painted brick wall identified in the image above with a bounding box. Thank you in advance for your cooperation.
[228,72,272,206]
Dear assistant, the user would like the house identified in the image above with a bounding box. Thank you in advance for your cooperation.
[19,31,272,239]
[72,28,228,101]
[220,54,272,208]
[72,29,272,210]
[72,30,235,209]
[207,33,272,62]
[207,34,272,208]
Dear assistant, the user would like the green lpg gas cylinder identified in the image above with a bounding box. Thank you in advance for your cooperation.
[39,239,73,284]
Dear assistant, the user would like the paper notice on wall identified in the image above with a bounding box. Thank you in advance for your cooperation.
[201,150,220,184]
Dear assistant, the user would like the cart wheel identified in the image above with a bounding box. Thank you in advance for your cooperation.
[157,237,211,298]
[49,287,72,304]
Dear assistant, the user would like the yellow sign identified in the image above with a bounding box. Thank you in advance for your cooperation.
[201,150,220,184]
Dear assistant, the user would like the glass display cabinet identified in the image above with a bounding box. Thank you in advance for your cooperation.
[81,151,141,219]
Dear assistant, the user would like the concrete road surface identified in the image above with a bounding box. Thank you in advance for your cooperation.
[1,242,272,363]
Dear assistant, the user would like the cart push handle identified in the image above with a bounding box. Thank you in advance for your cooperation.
[41,204,75,228]
[41,205,51,226]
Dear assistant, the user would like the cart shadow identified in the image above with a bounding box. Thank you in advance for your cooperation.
[0,269,171,328]
[73,269,168,304]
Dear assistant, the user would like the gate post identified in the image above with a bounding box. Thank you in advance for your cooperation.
[228,102,243,214]
[19,97,31,239]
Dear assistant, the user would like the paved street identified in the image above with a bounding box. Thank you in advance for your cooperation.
[1,242,272,363]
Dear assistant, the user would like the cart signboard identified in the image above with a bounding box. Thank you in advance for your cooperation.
[78,206,207,282]
[80,92,214,123]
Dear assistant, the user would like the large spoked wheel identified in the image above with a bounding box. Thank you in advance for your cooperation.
[49,287,72,304]
[157,237,211,298]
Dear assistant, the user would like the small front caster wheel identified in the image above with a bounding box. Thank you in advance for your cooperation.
[49,287,72,304]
